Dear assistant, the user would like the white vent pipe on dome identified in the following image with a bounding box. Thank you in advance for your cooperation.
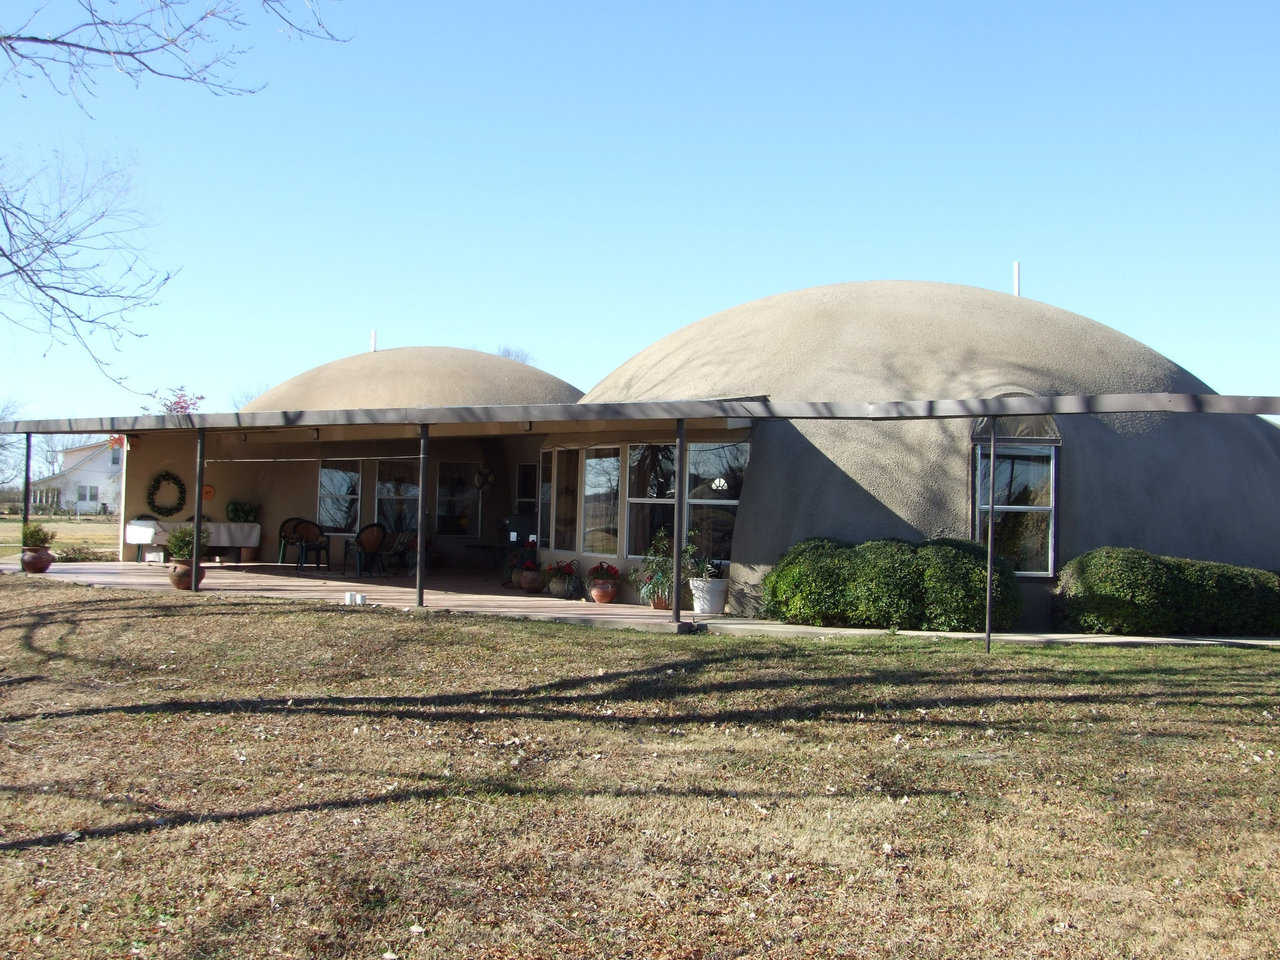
[1013,261,1021,297]
[370,329,377,352]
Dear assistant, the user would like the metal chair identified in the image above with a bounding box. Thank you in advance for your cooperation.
[293,520,331,571]
[277,517,306,564]
[343,522,389,576]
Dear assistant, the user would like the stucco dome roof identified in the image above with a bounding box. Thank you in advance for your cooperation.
[582,281,1210,403]
[243,347,583,412]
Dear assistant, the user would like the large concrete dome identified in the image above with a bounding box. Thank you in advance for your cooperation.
[583,281,1208,403]
[244,347,582,412]
[585,281,1280,614]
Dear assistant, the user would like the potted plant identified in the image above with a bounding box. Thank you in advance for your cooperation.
[627,528,697,610]
[517,559,544,593]
[585,562,622,604]
[166,525,210,590]
[689,558,729,614]
[226,501,261,562]
[20,523,56,573]
[544,559,578,599]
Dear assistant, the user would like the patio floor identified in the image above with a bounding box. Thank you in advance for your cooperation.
[2,560,1277,646]
[0,560,726,632]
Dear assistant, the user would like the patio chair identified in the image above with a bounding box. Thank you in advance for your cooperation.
[387,530,423,574]
[343,522,389,576]
[277,517,307,564]
[293,520,331,571]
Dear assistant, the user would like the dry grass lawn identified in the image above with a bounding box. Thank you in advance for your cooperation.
[0,517,119,561]
[0,575,1277,959]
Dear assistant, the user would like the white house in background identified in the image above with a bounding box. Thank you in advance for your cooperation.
[31,439,122,515]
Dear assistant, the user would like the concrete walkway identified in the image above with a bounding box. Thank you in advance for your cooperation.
[2,560,1277,648]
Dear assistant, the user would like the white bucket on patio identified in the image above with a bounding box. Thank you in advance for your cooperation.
[689,578,729,615]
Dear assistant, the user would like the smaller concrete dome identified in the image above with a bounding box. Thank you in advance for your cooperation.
[243,347,583,412]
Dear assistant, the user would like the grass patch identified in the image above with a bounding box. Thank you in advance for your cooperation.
[1,576,1277,958]
[0,517,118,562]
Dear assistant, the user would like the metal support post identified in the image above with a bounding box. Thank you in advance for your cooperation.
[672,419,687,627]
[984,422,997,653]
[416,424,430,607]
[21,433,31,529]
[192,429,206,592]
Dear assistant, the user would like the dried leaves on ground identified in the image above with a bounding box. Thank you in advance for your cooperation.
[0,576,1277,959]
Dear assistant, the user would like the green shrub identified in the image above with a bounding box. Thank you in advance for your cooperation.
[844,540,923,628]
[21,523,56,548]
[761,536,1021,631]
[165,525,209,561]
[54,545,115,562]
[226,501,259,523]
[1056,547,1280,636]
[918,538,1020,631]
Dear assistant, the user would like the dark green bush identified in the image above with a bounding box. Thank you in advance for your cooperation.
[54,545,115,562]
[761,536,1021,631]
[918,538,1020,631]
[1056,547,1280,636]
[844,539,923,628]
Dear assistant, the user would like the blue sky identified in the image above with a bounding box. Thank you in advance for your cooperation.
[3,0,1277,418]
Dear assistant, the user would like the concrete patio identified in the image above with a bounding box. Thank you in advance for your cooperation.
[2,560,1278,647]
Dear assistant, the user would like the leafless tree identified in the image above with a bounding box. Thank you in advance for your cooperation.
[497,345,533,366]
[1,1,340,381]
[0,399,20,485]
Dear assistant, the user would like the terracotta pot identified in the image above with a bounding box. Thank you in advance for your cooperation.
[590,580,618,604]
[20,547,53,574]
[168,559,207,590]
[650,593,671,610]
[518,569,543,593]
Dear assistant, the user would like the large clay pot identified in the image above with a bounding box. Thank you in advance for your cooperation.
[650,592,671,610]
[20,547,53,574]
[168,559,207,590]
[518,569,543,593]
[547,575,574,599]
[590,580,618,604]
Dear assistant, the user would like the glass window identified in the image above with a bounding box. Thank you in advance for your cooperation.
[515,463,538,517]
[582,448,620,555]
[627,444,675,556]
[437,462,481,536]
[687,442,748,501]
[77,484,87,501]
[538,451,553,549]
[88,486,99,502]
[687,442,748,562]
[376,460,419,532]
[319,460,361,533]
[554,449,579,551]
[974,443,1055,575]
[110,448,121,465]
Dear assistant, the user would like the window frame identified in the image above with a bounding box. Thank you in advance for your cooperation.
[685,441,749,565]
[374,458,421,534]
[971,440,1059,578]
[580,445,622,558]
[625,442,677,560]
[317,460,362,535]
[435,461,483,538]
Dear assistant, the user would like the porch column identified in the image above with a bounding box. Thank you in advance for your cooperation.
[984,421,997,653]
[672,419,687,626]
[416,424,430,607]
[21,433,31,529]
[192,429,206,593]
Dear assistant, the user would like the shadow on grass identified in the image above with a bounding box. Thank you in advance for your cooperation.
[0,769,956,853]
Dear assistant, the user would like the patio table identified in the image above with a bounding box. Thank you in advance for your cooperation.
[126,520,262,556]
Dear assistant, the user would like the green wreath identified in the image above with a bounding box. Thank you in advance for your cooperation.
[146,471,186,517]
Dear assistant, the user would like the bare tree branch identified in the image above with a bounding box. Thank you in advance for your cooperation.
[1,1,340,99]
[0,1,341,386]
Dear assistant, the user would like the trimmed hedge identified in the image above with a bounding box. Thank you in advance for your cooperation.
[761,537,1020,631]
[1056,547,1280,636]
